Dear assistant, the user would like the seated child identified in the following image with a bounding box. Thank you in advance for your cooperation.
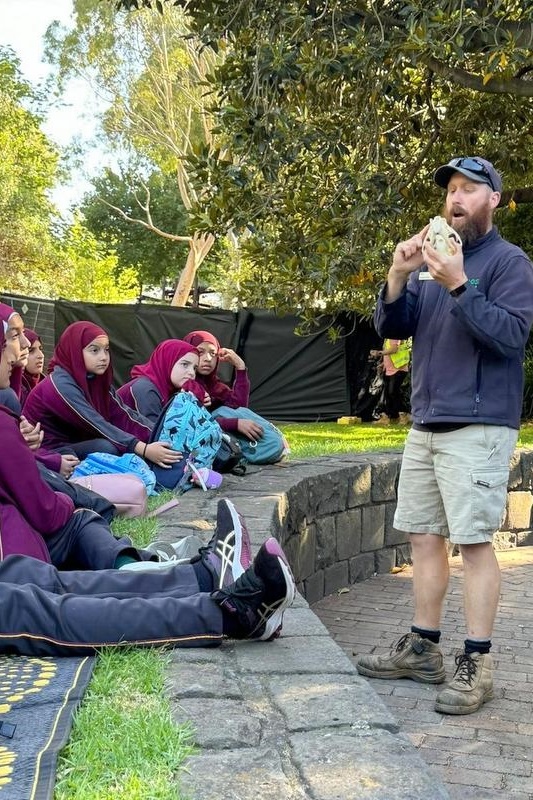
[23,321,181,471]
[20,327,46,407]
[183,330,287,463]
[117,339,201,422]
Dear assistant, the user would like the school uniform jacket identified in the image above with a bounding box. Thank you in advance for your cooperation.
[23,367,152,453]
[117,376,165,424]
[0,405,74,562]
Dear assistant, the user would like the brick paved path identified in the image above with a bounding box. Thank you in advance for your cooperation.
[313,547,533,800]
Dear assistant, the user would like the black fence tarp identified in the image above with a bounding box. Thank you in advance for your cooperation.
[54,300,381,421]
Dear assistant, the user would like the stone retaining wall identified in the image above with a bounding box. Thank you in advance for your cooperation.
[259,447,533,605]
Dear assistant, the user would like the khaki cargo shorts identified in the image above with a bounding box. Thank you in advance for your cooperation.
[393,425,518,544]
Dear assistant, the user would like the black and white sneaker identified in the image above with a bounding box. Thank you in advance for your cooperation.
[212,537,295,641]
[199,499,253,589]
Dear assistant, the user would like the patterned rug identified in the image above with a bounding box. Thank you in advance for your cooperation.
[0,655,94,800]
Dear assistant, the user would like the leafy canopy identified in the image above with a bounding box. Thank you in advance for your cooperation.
[0,47,62,288]
[112,1,533,320]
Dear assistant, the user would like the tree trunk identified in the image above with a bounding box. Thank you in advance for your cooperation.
[171,231,215,306]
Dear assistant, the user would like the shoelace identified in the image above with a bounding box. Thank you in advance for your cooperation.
[393,633,414,653]
[156,551,182,563]
[452,653,477,686]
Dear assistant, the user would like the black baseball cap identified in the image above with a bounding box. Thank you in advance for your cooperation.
[434,157,502,193]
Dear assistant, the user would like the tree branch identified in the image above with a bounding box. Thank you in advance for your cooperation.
[426,56,533,97]
[98,198,191,242]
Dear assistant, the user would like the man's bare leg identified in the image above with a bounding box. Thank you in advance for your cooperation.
[459,542,500,638]
[354,531,447,684]
[411,533,449,629]
[434,541,499,715]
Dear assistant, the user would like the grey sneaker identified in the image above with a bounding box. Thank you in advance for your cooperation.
[355,633,446,684]
[146,535,204,564]
[435,652,494,715]
[199,499,253,589]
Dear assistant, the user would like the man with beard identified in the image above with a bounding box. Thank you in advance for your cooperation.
[355,157,533,715]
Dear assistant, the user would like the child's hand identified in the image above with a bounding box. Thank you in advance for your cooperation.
[19,416,44,450]
[218,348,246,370]
[143,442,183,468]
[237,419,263,441]
[61,454,80,478]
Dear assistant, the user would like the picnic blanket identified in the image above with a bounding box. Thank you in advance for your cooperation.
[0,654,94,800]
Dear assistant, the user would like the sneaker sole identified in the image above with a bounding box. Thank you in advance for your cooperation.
[355,663,446,684]
[435,689,494,715]
[257,556,296,641]
[217,499,252,588]
[119,559,181,572]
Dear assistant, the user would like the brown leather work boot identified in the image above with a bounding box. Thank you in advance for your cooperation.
[435,652,494,715]
[355,633,446,684]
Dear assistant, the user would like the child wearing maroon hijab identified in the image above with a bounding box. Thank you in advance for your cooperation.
[118,339,201,423]
[20,327,45,407]
[23,321,182,470]
[0,302,30,414]
[183,330,267,443]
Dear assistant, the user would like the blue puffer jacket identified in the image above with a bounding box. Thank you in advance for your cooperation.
[374,227,533,429]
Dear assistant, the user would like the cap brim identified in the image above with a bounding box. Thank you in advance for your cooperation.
[434,165,492,189]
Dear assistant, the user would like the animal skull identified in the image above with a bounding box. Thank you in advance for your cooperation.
[422,216,462,256]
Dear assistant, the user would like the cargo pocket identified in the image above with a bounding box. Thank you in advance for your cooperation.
[470,468,509,532]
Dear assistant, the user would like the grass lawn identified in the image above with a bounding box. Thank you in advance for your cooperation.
[54,420,533,797]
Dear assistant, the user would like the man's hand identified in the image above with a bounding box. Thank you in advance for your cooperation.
[385,224,430,302]
[237,418,263,441]
[423,239,467,291]
[60,454,80,478]
[19,416,44,450]
[143,442,183,468]
[218,348,246,371]
[390,224,430,276]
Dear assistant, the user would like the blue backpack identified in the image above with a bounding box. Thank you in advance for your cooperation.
[211,406,289,464]
[152,391,222,470]
[71,452,157,496]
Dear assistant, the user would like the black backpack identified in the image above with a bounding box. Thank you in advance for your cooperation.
[213,434,247,475]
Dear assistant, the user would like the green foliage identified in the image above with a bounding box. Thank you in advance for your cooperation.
[80,168,190,289]
[0,48,62,289]
[48,1,230,301]
[58,215,141,302]
[112,1,533,321]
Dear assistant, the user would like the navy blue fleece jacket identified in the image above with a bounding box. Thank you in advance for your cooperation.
[374,227,533,429]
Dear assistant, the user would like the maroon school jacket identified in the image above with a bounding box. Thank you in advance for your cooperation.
[0,405,74,562]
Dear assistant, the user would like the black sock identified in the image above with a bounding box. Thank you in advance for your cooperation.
[219,604,245,639]
[411,625,441,644]
[464,638,491,655]
[192,560,214,593]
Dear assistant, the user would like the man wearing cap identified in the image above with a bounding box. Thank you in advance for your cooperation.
[355,156,533,715]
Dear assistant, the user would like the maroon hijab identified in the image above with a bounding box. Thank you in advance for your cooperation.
[131,339,199,403]
[0,302,24,398]
[0,302,18,328]
[49,321,113,417]
[183,330,221,394]
[22,328,45,395]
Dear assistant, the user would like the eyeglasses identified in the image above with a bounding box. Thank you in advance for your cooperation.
[448,157,494,190]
